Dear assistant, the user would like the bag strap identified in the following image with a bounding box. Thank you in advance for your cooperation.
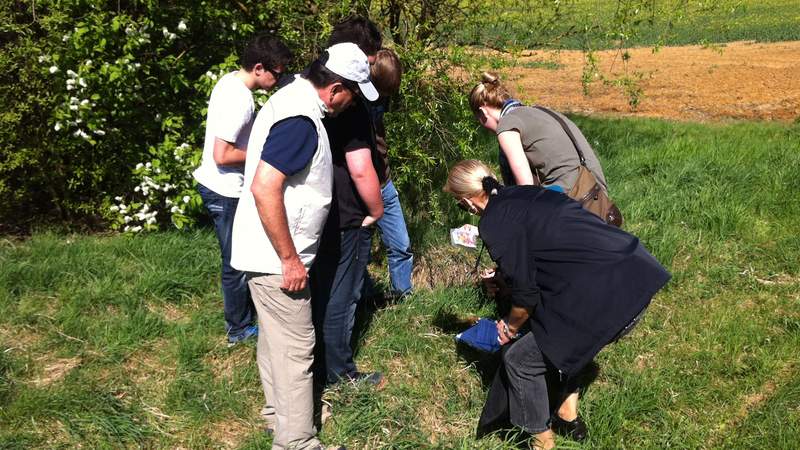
[534,106,586,167]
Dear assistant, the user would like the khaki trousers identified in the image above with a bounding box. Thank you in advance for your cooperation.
[249,273,319,450]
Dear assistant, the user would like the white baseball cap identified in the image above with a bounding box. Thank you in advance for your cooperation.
[324,42,379,101]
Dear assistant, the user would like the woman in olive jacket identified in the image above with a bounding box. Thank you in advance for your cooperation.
[444,160,670,449]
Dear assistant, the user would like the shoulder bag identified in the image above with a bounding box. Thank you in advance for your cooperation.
[534,106,623,227]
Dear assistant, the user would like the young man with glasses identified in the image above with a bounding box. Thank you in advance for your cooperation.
[192,34,292,346]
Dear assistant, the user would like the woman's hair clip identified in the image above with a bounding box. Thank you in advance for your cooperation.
[481,176,500,196]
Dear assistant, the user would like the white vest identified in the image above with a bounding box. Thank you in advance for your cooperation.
[231,77,332,274]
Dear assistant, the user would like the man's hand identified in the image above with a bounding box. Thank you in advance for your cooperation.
[281,254,308,292]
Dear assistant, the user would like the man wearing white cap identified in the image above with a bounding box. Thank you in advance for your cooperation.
[231,42,377,450]
[309,24,387,389]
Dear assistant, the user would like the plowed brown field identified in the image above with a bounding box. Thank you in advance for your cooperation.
[503,41,800,122]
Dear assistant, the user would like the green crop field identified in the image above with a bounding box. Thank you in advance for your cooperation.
[2,116,799,449]
[456,0,800,49]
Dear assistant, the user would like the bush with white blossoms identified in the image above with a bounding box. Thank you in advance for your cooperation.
[0,0,306,229]
[107,118,203,232]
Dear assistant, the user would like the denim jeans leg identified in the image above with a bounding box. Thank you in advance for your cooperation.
[376,181,413,296]
[502,332,552,434]
[197,184,253,337]
[311,226,373,385]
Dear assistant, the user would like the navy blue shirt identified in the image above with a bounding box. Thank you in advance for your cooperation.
[261,116,318,176]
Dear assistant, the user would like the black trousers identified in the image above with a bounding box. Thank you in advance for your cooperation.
[502,332,554,433]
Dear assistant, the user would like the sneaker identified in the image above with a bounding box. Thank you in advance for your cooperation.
[345,371,386,388]
[227,325,258,347]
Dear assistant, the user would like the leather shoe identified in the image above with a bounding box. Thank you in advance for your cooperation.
[551,414,587,441]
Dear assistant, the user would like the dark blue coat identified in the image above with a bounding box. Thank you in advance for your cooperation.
[479,186,671,376]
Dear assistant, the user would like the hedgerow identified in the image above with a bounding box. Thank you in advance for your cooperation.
[0,0,690,233]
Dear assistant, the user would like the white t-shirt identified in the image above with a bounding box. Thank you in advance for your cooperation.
[192,72,255,198]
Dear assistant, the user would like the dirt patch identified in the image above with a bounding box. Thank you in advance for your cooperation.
[412,245,481,290]
[502,41,800,123]
[30,356,81,386]
[205,418,253,449]
[203,345,253,380]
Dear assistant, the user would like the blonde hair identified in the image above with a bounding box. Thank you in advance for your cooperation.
[371,48,402,96]
[444,159,498,199]
[468,72,512,114]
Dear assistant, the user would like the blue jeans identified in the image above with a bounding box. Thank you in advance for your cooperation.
[375,181,413,296]
[197,183,254,337]
[310,225,374,384]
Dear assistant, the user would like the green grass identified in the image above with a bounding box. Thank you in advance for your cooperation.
[2,116,800,448]
[456,0,800,49]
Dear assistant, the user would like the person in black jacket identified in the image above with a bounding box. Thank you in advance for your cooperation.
[444,160,670,449]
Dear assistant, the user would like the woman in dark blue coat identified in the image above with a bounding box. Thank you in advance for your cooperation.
[444,160,670,449]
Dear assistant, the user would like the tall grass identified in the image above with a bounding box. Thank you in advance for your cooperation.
[1,117,799,448]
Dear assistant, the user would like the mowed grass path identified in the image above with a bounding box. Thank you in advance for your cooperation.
[1,117,799,448]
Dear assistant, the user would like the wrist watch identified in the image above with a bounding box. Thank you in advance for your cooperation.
[502,321,519,340]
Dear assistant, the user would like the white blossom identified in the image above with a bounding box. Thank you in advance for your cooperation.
[69,105,79,111]
[170,205,179,213]
[231,22,237,31]
[66,69,78,78]
[84,60,92,67]
[115,196,123,201]
[130,225,142,232]
[72,129,89,139]
[80,99,89,106]
[62,34,70,42]
[147,217,157,225]
[182,195,190,204]
[145,162,152,169]
[94,130,106,136]
[135,163,144,169]
[38,55,49,63]
[177,20,187,31]
[78,78,87,88]
[124,216,132,223]
[109,205,119,212]
[124,225,130,231]
[49,66,59,74]
[54,122,62,131]
[165,199,172,206]
[134,186,141,192]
